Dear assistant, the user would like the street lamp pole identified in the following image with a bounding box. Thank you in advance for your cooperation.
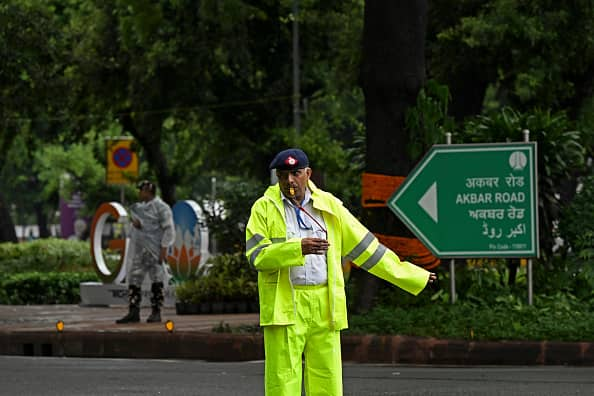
[272,0,300,186]
[292,0,300,137]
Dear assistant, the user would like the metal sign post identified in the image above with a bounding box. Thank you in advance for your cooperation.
[446,133,456,303]
[523,129,534,305]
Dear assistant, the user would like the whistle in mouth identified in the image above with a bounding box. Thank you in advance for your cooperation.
[289,187,295,197]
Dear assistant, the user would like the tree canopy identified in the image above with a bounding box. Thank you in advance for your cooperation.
[0,0,592,265]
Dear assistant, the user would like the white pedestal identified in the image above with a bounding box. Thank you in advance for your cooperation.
[79,281,176,307]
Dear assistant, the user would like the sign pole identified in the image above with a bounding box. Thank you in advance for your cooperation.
[523,129,533,306]
[446,132,457,304]
[528,256,533,305]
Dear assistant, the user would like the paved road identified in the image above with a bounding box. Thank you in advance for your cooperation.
[2,356,594,395]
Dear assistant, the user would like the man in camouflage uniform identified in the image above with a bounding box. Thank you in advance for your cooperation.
[116,180,175,324]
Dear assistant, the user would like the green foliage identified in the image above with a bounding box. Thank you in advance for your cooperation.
[0,0,79,234]
[0,239,92,274]
[301,88,366,210]
[0,0,68,121]
[175,276,210,305]
[262,87,366,211]
[405,80,456,159]
[197,178,267,254]
[3,0,594,246]
[558,176,594,259]
[430,1,594,111]
[347,293,594,342]
[33,127,141,216]
[35,143,103,202]
[534,255,594,302]
[0,132,53,227]
[0,271,99,305]
[175,252,257,303]
[2,120,140,230]
[368,259,525,309]
[576,96,594,160]
[61,0,366,192]
[206,251,256,277]
[353,255,594,341]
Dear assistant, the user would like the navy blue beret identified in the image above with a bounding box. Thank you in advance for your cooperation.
[269,148,309,170]
[137,179,156,193]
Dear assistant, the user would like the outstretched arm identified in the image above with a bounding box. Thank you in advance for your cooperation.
[340,205,435,295]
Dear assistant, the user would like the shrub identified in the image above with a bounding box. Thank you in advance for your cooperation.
[558,175,594,260]
[0,238,92,274]
[0,271,99,305]
[175,252,258,304]
[347,291,594,342]
[197,178,266,254]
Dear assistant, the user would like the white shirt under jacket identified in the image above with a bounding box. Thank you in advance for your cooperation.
[281,188,328,286]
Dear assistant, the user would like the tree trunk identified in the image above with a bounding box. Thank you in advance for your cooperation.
[0,126,18,242]
[120,113,177,206]
[137,129,176,207]
[34,201,50,238]
[0,192,18,243]
[354,0,427,313]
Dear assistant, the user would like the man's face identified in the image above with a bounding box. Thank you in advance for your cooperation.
[276,167,311,202]
[138,188,153,202]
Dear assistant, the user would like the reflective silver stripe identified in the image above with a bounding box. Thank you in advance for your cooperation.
[360,244,387,271]
[344,232,375,262]
[248,238,286,266]
[246,234,265,251]
[249,244,269,266]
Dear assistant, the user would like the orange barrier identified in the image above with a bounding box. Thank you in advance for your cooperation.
[361,172,405,208]
[374,233,441,270]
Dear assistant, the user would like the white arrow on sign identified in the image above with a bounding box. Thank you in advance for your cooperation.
[418,181,438,223]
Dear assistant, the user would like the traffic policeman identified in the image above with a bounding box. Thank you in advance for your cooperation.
[245,148,436,395]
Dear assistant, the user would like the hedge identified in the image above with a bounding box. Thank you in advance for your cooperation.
[0,238,92,274]
[0,271,99,305]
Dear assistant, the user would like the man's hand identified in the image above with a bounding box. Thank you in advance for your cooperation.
[301,237,330,255]
[132,218,141,229]
[427,272,438,290]
[160,247,168,263]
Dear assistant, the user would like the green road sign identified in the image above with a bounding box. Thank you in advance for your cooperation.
[388,143,539,258]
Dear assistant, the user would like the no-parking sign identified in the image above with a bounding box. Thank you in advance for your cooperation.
[106,137,139,185]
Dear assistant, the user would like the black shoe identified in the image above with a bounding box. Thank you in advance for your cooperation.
[146,308,161,323]
[116,307,140,324]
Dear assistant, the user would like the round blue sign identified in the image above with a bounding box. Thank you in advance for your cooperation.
[113,147,133,169]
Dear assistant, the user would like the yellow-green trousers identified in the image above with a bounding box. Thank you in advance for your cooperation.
[263,285,342,396]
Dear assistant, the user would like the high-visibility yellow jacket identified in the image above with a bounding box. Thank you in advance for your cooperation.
[245,181,430,330]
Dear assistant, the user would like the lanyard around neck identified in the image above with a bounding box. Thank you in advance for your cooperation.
[293,199,312,230]
[291,199,327,238]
